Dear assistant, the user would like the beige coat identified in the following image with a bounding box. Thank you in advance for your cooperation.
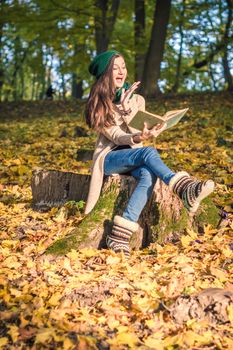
[84,93,146,214]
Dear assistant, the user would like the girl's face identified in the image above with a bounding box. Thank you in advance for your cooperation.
[112,56,127,89]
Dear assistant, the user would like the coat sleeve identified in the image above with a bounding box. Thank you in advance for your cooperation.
[100,124,141,146]
[100,94,145,145]
[136,94,146,111]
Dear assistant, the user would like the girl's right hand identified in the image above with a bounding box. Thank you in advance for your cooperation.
[140,122,167,140]
[120,81,141,112]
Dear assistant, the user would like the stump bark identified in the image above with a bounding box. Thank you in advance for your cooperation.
[31,169,90,211]
[31,169,219,255]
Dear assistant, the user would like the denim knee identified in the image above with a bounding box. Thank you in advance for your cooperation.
[138,166,157,186]
[142,146,160,161]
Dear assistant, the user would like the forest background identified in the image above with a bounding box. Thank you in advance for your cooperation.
[0,1,233,349]
[0,0,232,100]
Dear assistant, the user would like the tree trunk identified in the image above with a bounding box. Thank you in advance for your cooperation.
[222,0,233,91]
[31,169,90,211]
[94,0,120,53]
[46,49,53,89]
[171,0,186,93]
[12,36,34,100]
[39,45,46,100]
[134,0,146,82]
[0,0,5,102]
[209,61,218,91]
[72,73,84,99]
[19,64,24,99]
[12,35,20,101]
[71,43,84,99]
[141,0,172,97]
[31,73,36,100]
[31,169,219,256]
[59,61,66,100]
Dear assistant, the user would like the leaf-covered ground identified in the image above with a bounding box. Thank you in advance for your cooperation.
[0,92,232,349]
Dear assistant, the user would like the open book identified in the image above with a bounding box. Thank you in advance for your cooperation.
[128,108,189,131]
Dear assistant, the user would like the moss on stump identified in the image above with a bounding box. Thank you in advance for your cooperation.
[46,176,219,255]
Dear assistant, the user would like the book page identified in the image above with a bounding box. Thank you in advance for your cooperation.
[128,108,189,131]
[164,108,189,129]
[163,108,189,120]
[128,110,164,130]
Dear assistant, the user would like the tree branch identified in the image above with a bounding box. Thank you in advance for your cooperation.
[183,35,233,76]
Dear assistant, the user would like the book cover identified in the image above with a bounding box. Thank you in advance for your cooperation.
[128,108,189,131]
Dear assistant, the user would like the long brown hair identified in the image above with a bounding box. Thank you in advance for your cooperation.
[85,53,122,130]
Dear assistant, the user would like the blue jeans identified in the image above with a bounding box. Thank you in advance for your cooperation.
[104,146,175,222]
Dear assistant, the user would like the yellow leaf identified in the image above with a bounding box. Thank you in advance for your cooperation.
[62,257,73,273]
[0,338,8,347]
[223,337,233,348]
[162,334,182,347]
[203,224,218,236]
[187,228,198,240]
[97,316,107,324]
[48,292,62,306]
[8,325,19,343]
[109,332,139,348]
[227,305,233,325]
[2,256,21,269]
[144,319,160,331]
[182,330,196,347]
[10,288,22,297]
[77,335,98,349]
[106,255,121,265]
[181,235,192,248]
[66,249,80,260]
[132,295,159,313]
[35,329,54,344]
[63,337,75,350]
[144,334,164,349]
[210,267,228,282]
[20,315,30,328]
[12,159,21,165]
[80,248,98,258]
[221,246,233,258]
[1,240,19,248]
[116,326,128,333]
[107,316,119,329]
[18,165,30,176]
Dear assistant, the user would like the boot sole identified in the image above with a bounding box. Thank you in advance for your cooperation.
[189,180,215,213]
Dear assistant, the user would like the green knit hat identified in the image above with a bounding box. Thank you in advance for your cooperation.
[88,50,120,79]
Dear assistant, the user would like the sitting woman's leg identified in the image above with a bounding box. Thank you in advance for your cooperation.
[106,165,157,257]
[104,146,214,256]
[104,146,174,184]
[104,146,214,213]
[123,165,157,222]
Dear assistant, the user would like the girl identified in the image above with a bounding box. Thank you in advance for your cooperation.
[84,50,215,257]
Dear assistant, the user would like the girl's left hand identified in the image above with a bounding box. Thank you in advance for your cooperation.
[120,81,141,112]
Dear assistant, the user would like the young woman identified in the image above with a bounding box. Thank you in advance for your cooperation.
[84,50,215,257]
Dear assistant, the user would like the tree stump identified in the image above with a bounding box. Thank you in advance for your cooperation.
[31,169,219,255]
[31,169,90,211]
